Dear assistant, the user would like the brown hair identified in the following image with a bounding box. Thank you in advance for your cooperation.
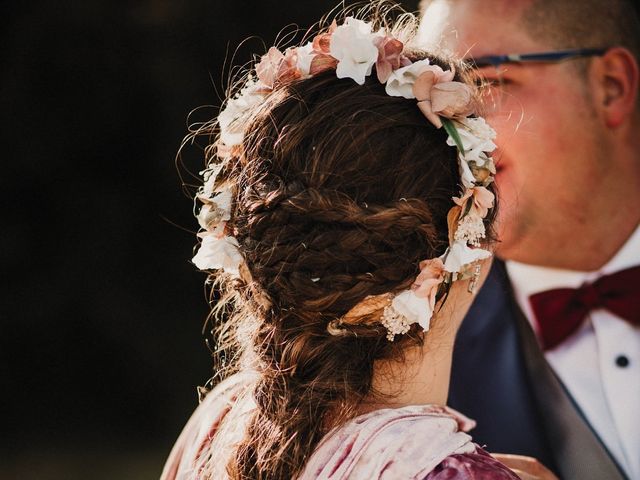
[189,8,495,480]
[522,0,640,60]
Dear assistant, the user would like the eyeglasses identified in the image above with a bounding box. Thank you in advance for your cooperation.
[466,48,608,69]
[464,48,609,114]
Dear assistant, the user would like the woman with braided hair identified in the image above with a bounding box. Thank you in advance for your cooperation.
[160,5,546,480]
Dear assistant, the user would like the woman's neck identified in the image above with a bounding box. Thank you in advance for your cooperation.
[358,261,490,414]
[363,318,458,411]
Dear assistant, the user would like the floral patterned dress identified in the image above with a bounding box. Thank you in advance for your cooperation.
[161,373,519,480]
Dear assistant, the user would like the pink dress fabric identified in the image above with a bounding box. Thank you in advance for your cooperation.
[299,405,477,479]
[161,373,519,480]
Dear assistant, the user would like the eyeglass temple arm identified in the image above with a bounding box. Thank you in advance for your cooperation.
[469,48,608,68]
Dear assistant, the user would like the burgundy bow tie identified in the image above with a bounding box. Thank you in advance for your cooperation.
[529,265,640,351]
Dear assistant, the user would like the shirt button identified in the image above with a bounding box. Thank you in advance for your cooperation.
[615,355,630,368]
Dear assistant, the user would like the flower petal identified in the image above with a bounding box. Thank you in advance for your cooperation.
[447,117,497,163]
[413,258,445,307]
[256,47,284,89]
[218,80,268,146]
[329,17,380,85]
[192,234,243,274]
[442,241,491,273]
[412,70,436,101]
[431,82,474,118]
[391,290,433,331]
[309,54,338,75]
[458,154,477,188]
[374,36,404,83]
[472,186,495,217]
[385,59,433,98]
[296,42,315,77]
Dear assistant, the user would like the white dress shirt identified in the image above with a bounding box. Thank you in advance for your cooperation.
[506,226,640,480]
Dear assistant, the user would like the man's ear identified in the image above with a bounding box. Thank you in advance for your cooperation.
[590,47,639,128]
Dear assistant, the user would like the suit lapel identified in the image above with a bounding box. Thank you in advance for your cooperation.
[449,262,556,467]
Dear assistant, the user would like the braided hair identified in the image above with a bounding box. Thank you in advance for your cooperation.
[191,48,494,480]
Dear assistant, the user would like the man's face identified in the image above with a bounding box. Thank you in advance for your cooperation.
[420,0,606,264]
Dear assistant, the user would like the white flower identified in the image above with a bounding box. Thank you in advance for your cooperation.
[447,117,497,163]
[390,290,434,332]
[465,116,496,142]
[442,241,491,273]
[211,188,232,214]
[218,80,268,146]
[384,59,432,98]
[476,153,496,173]
[192,234,243,275]
[197,193,232,231]
[200,163,225,198]
[330,17,380,85]
[197,204,220,230]
[458,154,477,188]
[296,42,315,78]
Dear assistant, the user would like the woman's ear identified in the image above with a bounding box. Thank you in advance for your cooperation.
[589,47,639,128]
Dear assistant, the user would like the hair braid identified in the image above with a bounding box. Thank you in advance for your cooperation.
[191,31,489,478]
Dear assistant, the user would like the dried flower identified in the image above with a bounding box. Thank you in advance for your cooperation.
[373,35,407,83]
[453,186,495,218]
[454,214,486,246]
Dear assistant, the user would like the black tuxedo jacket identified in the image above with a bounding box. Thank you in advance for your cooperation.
[448,261,629,480]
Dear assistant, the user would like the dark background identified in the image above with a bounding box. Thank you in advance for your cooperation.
[2,1,418,479]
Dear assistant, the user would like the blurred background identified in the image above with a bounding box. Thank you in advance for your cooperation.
[1,1,418,479]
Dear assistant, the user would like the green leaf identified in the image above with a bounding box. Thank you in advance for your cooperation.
[443,118,465,154]
[463,197,473,216]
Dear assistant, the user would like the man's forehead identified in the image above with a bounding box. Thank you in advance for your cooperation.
[418,0,539,57]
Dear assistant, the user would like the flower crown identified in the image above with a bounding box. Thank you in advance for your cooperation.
[192,18,497,341]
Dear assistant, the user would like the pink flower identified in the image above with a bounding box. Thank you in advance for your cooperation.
[412,65,474,128]
[431,82,474,116]
[256,47,283,88]
[309,54,338,75]
[412,258,445,311]
[308,21,339,75]
[279,48,302,83]
[312,20,337,55]
[453,186,495,218]
[373,36,409,83]
[414,64,454,85]
[255,47,301,89]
